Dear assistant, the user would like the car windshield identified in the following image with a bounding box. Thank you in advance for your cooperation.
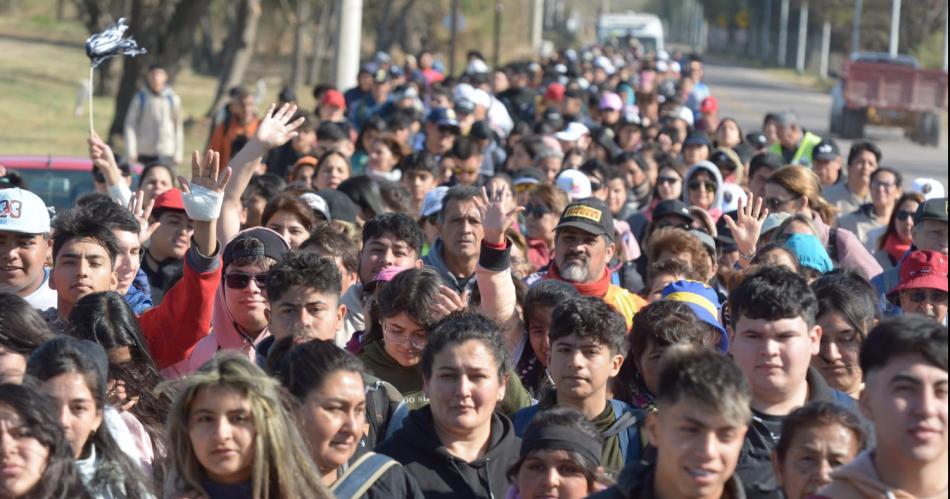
[8,169,95,211]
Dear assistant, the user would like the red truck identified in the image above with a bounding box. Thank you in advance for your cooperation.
[829,52,947,146]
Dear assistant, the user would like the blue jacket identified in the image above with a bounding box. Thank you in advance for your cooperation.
[124,268,153,315]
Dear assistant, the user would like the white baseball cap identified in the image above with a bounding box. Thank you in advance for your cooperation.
[299,193,331,221]
[0,188,50,234]
[721,183,748,214]
[911,178,946,200]
[553,122,590,143]
[555,169,592,201]
[420,186,449,218]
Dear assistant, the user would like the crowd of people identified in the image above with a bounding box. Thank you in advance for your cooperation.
[0,40,947,499]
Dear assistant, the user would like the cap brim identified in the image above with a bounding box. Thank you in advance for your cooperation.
[891,276,950,295]
[437,121,460,131]
[813,153,838,161]
[556,220,611,238]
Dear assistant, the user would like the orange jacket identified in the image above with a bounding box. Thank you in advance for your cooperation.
[209,116,260,165]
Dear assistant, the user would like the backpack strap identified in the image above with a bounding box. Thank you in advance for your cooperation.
[330,452,398,499]
[604,400,642,464]
[511,404,541,437]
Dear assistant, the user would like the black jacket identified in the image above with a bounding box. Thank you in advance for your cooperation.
[589,457,747,499]
[735,367,857,499]
[342,449,426,499]
[375,406,520,499]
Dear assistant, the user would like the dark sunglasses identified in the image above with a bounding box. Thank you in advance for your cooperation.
[895,209,915,222]
[656,176,680,186]
[906,289,948,304]
[524,203,552,218]
[225,272,269,289]
[655,221,691,231]
[590,180,604,191]
[765,196,796,211]
[688,180,716,192]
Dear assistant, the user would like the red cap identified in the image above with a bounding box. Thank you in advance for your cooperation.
[892,250,949,294]
[544,82,565,103]
[700,96,718,114]
[320,89,346,109]
[152,188,185,212]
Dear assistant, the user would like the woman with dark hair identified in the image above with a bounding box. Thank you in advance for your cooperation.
[376,311,520,499]
[366,133,409,183]
[506,408,611,499]
[714,117,743,149]
[772,401,866,499]
[66,291,169,479]
[137,163,175,205]
[261,192,318,249]
[337,176,389,225]
[313,150,351,191]
[871,191,925,270]
[0,293,54,384]
[516,280,579,398]
[26,337,154,499]
[0,382,93,499]
[810,270,880,398]
[277,340,423,498]
[351,117,387,175]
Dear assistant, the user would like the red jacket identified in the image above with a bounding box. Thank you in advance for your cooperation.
[138,244,221,373]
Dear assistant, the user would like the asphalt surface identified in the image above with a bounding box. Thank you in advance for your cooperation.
[704,61,949,189]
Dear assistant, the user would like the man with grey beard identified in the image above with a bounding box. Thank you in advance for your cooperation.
[535,197,646,330]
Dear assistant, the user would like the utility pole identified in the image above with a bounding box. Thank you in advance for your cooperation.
[889,0,901,57]
[531,0,544,56]
[796,0,808,73]
[778,0,789,66]
[820,19,831,79]
[762,0,772,64]
[944,2,948,71]
[851,0,862,53]
[449,0,459,76]
[493,0,501,69]
[332,0,362,91]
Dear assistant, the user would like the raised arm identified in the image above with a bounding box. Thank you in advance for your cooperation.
[722,193,768,269]
[217,103,304,245]
[88,132,132,206]
[179,149,232,257]
[475,185,524,351]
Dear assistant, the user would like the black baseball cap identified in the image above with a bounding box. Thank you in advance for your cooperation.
[749,152,783,175]
[556,198,615,240]
[914,197,948,224]
[683,130,712,148]
[652,199,692,223]
[318,188,359,225]
[812,139,840,162]
[223,227,291,269]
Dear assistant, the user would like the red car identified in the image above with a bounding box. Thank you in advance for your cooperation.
[0,155,141,211]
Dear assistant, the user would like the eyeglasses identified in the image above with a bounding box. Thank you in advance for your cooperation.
[688,180,716,192]
[524,203,552,218]
[224,272,269,289]
[514,183,535,194]
[871,180,896,191]
[382,323,428,350]
[656,176,680,186]
[895,209,915,222]
[905,289,948,304]
[765,196,796,211]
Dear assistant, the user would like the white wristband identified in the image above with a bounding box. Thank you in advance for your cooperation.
[182,183,223,221]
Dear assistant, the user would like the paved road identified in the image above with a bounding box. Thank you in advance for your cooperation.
[704,61,948,190]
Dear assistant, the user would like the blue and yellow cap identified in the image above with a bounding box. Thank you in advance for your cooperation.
[661,279,728,352]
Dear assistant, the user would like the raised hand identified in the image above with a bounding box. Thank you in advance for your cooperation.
[87,131,121,183]
[476,184,524,246]
[255,103,305,149]
[180,149,231,194]
[723,192,768,260]
[431,285,467,320]
[128,189,161,245]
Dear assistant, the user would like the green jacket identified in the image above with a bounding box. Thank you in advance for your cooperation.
[768,130,823,166]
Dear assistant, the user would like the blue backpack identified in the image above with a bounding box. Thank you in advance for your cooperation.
[511,399,644,465]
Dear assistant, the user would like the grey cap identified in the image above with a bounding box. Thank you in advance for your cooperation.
[774,110,800,126]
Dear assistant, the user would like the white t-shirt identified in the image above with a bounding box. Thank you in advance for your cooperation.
[23,268,57,312]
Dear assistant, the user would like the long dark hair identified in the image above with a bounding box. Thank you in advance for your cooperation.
[876,192,925,250]
[0,293,54,356]
[26,337,153,499]
[0,382,93,499]
[66,291,169,481]
[277,340,365,401]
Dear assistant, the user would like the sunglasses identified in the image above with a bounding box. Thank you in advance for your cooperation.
[871,180,896,190]
[766,196,796,211]
[524,203,552,218]
[590,180,604,191]
[895,209,915,222]
[655,221,691,231]
[656,176,680,186]
[514,183,535,193]
[688,180,716,192]
[453,167,480,176]
[225,272,269,289]
[905,289,948,304]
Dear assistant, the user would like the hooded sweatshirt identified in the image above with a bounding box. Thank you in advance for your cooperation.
[682,160,724,221]
[815,449,947,499]
[376,405,521,499]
